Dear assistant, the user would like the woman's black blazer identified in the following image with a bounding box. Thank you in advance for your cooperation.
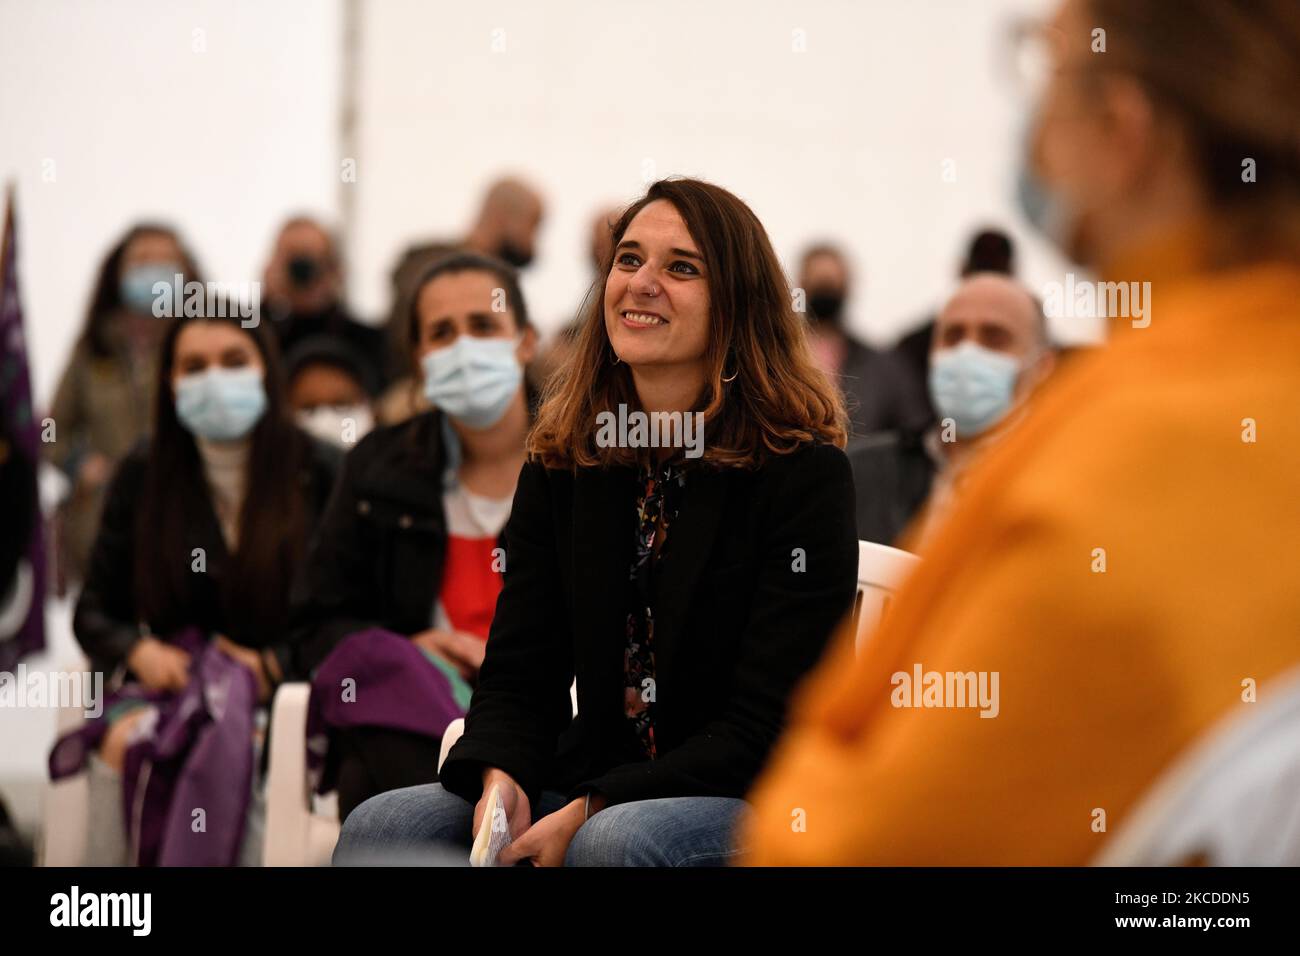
[439,441,859,809]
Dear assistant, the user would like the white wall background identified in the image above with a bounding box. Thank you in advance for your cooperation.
[3,0,1089,416]
[0,0,341,410]
[349,0,1087,346]
[1,0,1092,838]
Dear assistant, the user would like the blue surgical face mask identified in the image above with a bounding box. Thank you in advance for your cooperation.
[928,341,1022,439]
[1015,117,1083,258]
[174,366,268,441]
[120,262,182,316]
[422,335,523,430]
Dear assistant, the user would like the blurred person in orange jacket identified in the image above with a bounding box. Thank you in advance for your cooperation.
[742,0,1300,865]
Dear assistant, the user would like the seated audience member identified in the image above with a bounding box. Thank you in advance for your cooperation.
[261,215,387,394]
[892,228,1017,429]
[850,274,1054,547]
[742,0,1300,864]
[374,178,546,426]
[798,244,929,438]
[334,178,858,867]
[289,252,538,821]
[461,176,546,271]
[54,311,338,865]
[285,335,376,450]
[46,223,201,585]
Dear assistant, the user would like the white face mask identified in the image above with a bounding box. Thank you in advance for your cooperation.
[295,403,374,449]
[421,336,523,429]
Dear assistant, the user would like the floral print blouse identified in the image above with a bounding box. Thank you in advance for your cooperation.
[623,455,689,760]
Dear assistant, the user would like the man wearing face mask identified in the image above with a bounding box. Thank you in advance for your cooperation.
[798,244,930,438]
[261,216,389,395]
[893,228,1018,428]
[462,176,546,270]
[849,273,1055,547]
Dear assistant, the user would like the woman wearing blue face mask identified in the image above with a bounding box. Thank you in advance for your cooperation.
[289,251,538,821]
[46,223,202,585]
[65,311,340,864]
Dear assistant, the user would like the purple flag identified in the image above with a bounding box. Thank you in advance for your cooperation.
[0,186,47,670]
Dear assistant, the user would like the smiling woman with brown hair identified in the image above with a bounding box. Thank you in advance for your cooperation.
[334,178,859,867]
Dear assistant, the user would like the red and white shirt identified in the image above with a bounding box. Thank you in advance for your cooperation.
[431,483,513,640]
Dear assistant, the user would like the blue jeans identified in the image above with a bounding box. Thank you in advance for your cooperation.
[333,783,750,867]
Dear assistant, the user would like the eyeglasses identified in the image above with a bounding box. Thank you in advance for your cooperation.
[999,16,1070,105]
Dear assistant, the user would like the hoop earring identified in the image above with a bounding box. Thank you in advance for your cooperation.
[721,354,738,383]
[610,348,622,366]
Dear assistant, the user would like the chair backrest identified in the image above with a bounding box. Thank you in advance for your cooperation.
[852,540,920,653]
[1094,664,1300,866]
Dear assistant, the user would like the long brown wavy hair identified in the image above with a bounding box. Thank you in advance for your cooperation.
[528,178,847,470]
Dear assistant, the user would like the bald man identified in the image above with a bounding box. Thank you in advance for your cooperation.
[849,273,1055,548]
[463,176,546,269]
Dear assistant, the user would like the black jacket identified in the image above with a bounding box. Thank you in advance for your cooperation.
[438,442,859,809]
[269,303,390,395]
[289,410,478,676]
[74,433,339,679]
[846,430,937,547]
[839,338,933,439]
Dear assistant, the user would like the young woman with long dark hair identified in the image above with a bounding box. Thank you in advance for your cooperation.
[68,310,338,864]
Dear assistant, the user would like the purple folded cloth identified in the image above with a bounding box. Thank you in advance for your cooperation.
[48,626,257,866]
[305,627,469,794]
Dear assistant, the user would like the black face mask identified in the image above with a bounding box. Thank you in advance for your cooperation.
[496,240,533,270]
[287,255,323,288]
[808,288,846,323]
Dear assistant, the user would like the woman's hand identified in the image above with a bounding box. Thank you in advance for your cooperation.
[474,767,532,845]
[446,631,486,674]
[411,628,485,680]
[77,451,112,491]
[213,634,271,702]
[125,636,191,692]
[498,798,588,867]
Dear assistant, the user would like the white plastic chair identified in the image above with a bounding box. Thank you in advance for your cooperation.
[38,656,92,866]
[1094,665,1300,866]
[852,540,920,653]
[262,683,340,866]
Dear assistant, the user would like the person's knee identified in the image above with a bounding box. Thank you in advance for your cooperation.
[565,798,749,867]
[333,784,470,866]
[565,802,669,867]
